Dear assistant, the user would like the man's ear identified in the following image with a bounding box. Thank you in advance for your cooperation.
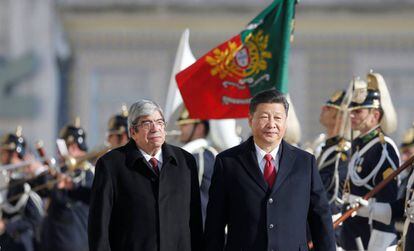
[248,113,253,128]
[129,127,136,136]
[373,109,381,122]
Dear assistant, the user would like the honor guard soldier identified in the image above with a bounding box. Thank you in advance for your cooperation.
[355,123,414,251]
[40,118,93,251]
[0,127,44,251]
[339,71,400,251]
[318,90,350,218]
[177,107,218,226]
[400,123,414,194]
[106,104,129,147]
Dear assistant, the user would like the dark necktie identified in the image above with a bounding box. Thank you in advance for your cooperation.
[264,154,276,188]
[149,157,159,175]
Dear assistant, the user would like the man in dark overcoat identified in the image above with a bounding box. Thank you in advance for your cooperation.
[88,99,203,251]
[204,90,336,251]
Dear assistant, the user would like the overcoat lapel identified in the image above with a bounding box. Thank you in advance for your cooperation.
[271,140,296,194]
[124,139,158,177]
[237,137,268,193]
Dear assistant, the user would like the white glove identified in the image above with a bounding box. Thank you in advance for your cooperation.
[349,196,392,225]
[347,195,370,217]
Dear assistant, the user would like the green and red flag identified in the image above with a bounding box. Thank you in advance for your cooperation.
[176,0,297,119]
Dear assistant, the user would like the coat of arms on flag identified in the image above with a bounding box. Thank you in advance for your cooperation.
[176,0,297,119]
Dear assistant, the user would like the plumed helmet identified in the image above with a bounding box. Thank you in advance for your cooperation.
[325,90,346,110]
[108,104,129,135]
[0,126,26,159]
[176,107,202,126]
[348,72,397,134]
[59,117,88,151]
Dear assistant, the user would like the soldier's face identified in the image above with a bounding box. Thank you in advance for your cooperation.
[319,106,340,128]
[350,108,380,134]
[179,123,196,143]
[249,103,287,150]
[107,133,128,147]
[130,111,166,154]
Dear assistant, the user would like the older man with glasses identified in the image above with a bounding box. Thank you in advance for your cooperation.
[88,99,203,251]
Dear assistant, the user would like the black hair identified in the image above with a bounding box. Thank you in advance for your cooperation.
[249,89,289,115]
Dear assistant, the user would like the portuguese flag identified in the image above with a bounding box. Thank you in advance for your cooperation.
[176,0,297,119]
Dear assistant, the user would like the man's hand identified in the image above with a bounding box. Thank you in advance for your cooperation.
[347,195,370,217]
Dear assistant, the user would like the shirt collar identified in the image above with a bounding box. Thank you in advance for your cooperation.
[139,148,163,165]
[254,143,280,161]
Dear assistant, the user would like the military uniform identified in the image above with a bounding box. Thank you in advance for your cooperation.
[0,179,44,251]
[0,128,44,251]
[353,123,414,250]
[182,138,217,224]
[318,136,349,215]
[387,124,414,251]
[388,167,414,251]
[40,122,93,251]
[339,72,400,250]
[40,164,93,251]
[340,128,400,250]
[317,90,350,215]
[177,108,218,225]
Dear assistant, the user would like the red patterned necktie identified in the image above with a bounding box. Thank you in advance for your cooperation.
[149,157,159,175]
[264,154,276,188]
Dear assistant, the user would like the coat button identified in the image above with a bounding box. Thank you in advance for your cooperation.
[269,224,274,229]
[268,198,274,204]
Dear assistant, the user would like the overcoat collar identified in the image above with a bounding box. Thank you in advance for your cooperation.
[125,139,178,174]
[237,137,296,194]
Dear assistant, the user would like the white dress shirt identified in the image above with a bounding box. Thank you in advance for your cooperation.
[254,143,280,174]
[139,148,163,171]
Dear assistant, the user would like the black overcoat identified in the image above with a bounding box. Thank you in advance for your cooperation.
[88,139,203,251]
[204,137,336,251]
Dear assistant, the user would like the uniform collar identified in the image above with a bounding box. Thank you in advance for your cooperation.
[182,138,209,153]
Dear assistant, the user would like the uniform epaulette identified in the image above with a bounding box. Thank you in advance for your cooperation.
[379,131,386,145]
[336,138,351,152]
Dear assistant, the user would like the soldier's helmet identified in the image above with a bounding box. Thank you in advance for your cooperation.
[59,117,88,151]
[348,71,397,134]
[325,90,346,109]
[176,107,209,135]
[108,104,129,136]
[401,123,414,151]
[176,107,202,125]
[0,126,26,159]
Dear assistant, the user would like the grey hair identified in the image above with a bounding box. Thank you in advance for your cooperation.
[128,99,164,132]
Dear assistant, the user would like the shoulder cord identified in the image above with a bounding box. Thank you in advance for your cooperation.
[318,145,338,171]
[349,137,399,190]
[1,183,44,217]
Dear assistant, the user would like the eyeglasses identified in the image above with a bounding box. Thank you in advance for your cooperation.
[135,119,166,130]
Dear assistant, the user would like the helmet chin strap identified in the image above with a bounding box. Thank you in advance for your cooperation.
[356,109,375,134]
